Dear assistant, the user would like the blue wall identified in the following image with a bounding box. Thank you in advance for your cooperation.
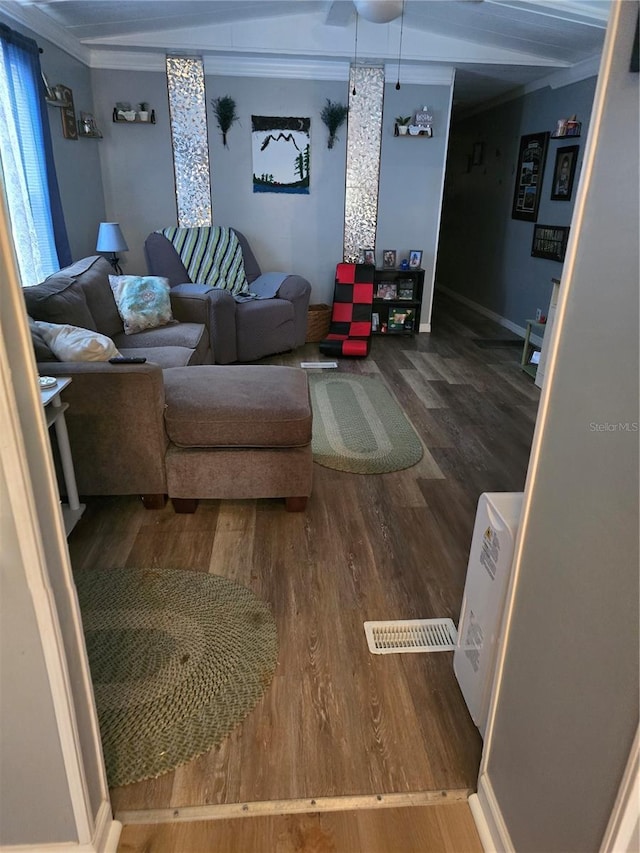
[436,76,597,327]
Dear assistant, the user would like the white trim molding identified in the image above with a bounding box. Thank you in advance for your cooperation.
[435,283,543,346]
[470,773,516,853]
[599,727,640,853]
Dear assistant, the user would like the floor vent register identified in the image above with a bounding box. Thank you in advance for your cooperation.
[364,619,458,654]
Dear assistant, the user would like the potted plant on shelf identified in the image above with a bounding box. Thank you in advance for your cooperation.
[395,115,411,135]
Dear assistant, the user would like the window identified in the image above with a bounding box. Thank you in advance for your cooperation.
[0,24,69,285]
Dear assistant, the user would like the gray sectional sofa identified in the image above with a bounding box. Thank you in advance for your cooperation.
[23,255,313,509]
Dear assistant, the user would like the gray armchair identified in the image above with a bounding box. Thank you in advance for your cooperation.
[144,228,311,363]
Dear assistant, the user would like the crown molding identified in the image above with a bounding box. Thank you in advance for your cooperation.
[0,1,90,64]
[383,64,454,86]
[86,49,456,85]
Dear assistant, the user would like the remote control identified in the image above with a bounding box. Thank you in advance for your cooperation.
[109,356,147,364]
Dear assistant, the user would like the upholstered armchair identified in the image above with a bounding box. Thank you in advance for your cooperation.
[144,228,311,364]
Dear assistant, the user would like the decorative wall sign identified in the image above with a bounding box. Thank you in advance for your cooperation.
[58,85,77,140]
[251,116,310,194]
[550,145,579,201]
[531,224,570,261]
[511,132,549,221]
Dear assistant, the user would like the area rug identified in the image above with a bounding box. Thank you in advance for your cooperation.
[308,373,423,474]
[74,567,278,788]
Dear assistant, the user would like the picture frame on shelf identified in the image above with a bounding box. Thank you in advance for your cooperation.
[372,312,380,332]
[511,131,549,221]
[397,282,414,300]
[550,145,579,201]
[361,247,375,265]
[383,249,396,268]
[376,282,397,300]
[388,307,415,331]
[409,249,422,268]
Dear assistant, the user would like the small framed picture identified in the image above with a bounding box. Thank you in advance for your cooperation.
[372,312,380,332]
[376,282,397,300]
[397,282,414,300]
[409,249,422,268]
[383,249,396,268]
[550,145,579,201]
[361,247,375,265]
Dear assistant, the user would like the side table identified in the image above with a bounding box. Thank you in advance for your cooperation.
[40,376,85,536]
[520,320,546,379]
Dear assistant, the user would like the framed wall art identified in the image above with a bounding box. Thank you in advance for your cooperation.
[511,131,549,221]
[57,84,78,140]
[531,224,570,261]
[550,145,579,201]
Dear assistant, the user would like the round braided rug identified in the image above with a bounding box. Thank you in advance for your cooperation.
[309,373,423,474]
[75,567,278,788]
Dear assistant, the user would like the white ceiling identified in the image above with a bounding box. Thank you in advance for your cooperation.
[3,0,610,112]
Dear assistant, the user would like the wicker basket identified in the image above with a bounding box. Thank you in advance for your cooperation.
[305,304,331,343]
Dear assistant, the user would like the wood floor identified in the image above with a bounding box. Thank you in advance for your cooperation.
[68,293,538,850]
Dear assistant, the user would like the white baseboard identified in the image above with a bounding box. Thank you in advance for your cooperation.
[470,773,514,853]
[419,322,431,333]
[435,284,543,346]
[0,812,122,853]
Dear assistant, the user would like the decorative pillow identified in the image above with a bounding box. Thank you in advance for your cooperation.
[34,322,120,362]
[108,275,173,335]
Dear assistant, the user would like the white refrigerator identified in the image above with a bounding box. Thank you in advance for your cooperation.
[453,492,523,737]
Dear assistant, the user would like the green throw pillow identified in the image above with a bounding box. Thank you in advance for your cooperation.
[109,275,173,335]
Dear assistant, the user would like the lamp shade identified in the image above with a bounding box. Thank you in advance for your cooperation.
[96,222,128,253]
[354,0,403,23]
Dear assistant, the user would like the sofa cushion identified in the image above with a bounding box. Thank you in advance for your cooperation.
[112,321,209,364]
[34,321,120,362]
[28,316,58,362]
[22,268,97,331]
[109,274,173,334]
[74,256,124,338]
[161,226,249,295]
[163,365,312,448]
[117,346,199,368]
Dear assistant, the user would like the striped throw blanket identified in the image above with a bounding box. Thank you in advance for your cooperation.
[161,227,249,296]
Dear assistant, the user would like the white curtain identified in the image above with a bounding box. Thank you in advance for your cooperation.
[0,36,60,285]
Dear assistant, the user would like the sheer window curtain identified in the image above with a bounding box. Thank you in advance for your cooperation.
[0,24,70,285]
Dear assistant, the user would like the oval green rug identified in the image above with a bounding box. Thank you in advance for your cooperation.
[309,373,423,474]
[74,567,278,788]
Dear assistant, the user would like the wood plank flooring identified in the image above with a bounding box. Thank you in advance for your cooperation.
[68,293,538,848]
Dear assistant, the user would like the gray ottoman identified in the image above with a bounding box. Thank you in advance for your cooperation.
[162,365,312,512]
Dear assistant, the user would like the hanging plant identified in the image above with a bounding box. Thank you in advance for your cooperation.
[210,95,238,147]
[320,99,348,149]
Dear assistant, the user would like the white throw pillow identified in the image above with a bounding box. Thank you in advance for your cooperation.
[34,322,120,362]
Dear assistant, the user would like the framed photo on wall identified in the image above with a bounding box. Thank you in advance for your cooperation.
[531,224,570,261]
[550,145,579,201]
[511,131,549,221]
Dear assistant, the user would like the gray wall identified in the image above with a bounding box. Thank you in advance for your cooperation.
[437,76,597,326]
[0,475,77,845]
[378,82,452,327]
[90,68,453,310]
[90,68,176,276]
[484,3,639,850]
[207,75,348,305]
